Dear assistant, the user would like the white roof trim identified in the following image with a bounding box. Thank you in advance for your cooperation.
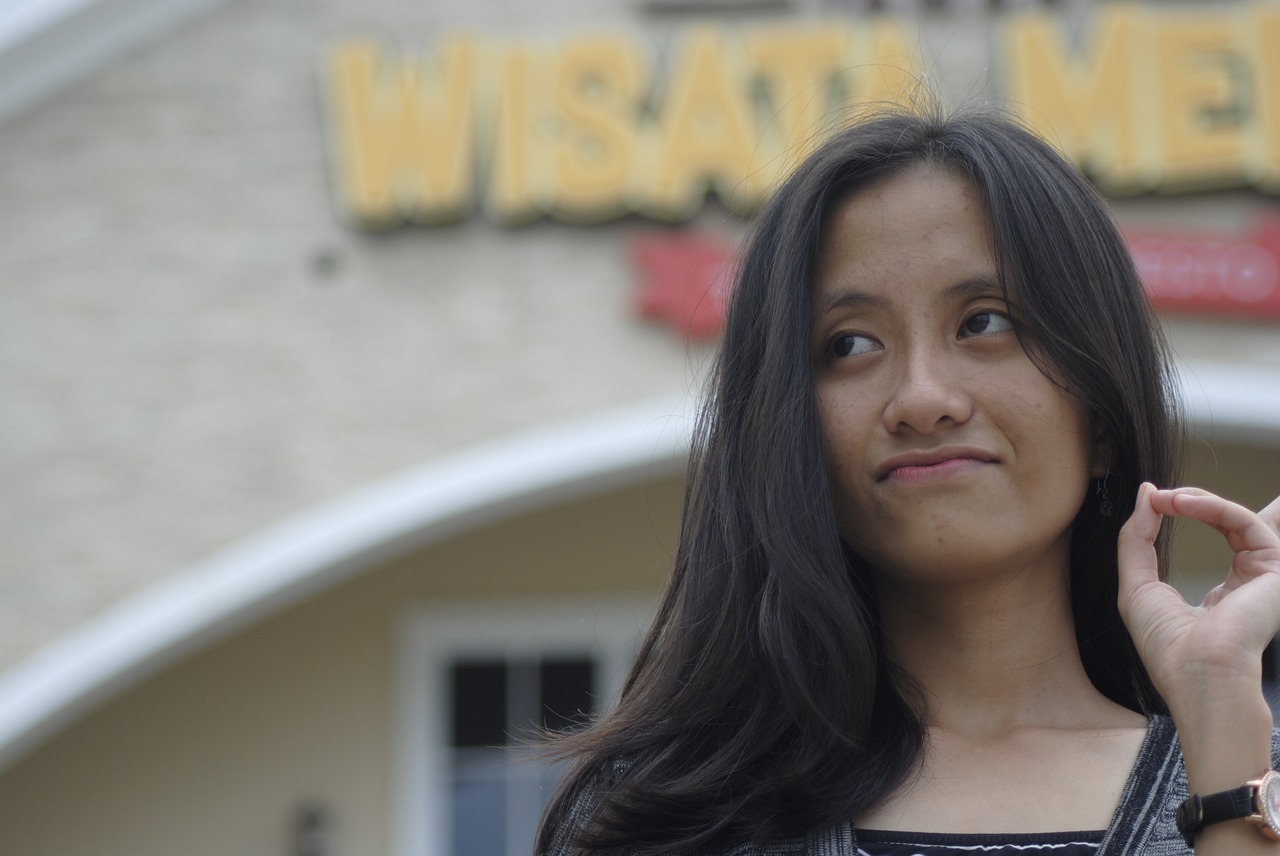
[0,397,696,774]
[0,0,225,123]
[0,358,1273,776]
[1176,359,1280,445]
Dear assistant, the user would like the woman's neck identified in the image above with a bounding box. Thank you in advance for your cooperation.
[873,564,1127,734]
[858,555,1150,835]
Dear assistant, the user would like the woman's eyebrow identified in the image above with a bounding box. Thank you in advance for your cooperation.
[812,289,884,318]
[945,276,1005,302]
[814,275,1004,318]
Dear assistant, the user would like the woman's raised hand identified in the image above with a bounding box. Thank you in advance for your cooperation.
[1117,486,1280,850]
[1118,485,1280,712]
[1118,485,1280,852]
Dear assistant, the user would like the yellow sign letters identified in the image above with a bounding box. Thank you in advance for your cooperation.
[323,3,1280,227]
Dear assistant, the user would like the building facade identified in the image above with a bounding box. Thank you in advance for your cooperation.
[0,0,1277,854]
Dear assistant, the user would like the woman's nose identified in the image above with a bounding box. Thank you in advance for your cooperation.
[881,347,975,435]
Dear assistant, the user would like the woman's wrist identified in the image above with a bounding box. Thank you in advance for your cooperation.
[1172,689,1277,853]
[1171,686,1274,796]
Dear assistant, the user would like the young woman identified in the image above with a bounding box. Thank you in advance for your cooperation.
[536,109,1280,855]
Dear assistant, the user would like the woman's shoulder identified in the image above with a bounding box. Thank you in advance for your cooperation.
[540,759,620,856]
[1149,712,1280,767]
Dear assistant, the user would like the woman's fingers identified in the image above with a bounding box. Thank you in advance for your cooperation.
[1116,483,1185,630]
[1119,486,1280,706]
[1117,482,1163,588]
[1148,487,1280,553]
[1146,486,1280,647]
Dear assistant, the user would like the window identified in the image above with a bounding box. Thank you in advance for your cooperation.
[396,598,654,856]
[449,657,594,855]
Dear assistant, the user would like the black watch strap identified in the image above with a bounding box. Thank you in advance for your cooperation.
[1176,784,1257,847]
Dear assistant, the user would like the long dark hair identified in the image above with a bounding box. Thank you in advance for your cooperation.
[536,107,1182,854]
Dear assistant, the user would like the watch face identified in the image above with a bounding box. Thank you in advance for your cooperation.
[1260,771,1280,839]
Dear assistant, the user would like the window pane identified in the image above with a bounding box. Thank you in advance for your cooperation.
[452,661,507,747]
[452,762,506,856]
[447,655,599,856]
[540,658,594,734]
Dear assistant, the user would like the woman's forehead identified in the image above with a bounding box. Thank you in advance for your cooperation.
[814,168,998,294]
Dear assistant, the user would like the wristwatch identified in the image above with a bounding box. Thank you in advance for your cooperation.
[1176,770,1280,846]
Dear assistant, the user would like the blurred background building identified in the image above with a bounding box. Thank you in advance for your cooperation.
[0,0,1277,854]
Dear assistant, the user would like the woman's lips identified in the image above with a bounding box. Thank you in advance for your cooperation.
[885,456,991,483]
[875,447,998,482]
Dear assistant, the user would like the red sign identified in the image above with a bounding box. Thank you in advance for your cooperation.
[632,221,1280,339]
[1126,220,1280,320]
[631,233,736,340]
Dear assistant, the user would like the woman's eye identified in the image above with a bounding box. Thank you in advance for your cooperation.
[829,333,880,359]
[961,311,1014,337]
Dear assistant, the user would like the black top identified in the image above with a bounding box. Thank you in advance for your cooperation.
[856,828,1103,855]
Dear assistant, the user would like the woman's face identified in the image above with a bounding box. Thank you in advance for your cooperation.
[812,164,1098,585]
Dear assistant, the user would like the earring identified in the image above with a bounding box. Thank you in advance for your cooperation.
[1096,474,1114,517]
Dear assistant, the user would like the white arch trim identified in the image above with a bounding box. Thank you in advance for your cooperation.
[0,0,225,124]
[0,397,696,774]
[0,359,1274,776]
